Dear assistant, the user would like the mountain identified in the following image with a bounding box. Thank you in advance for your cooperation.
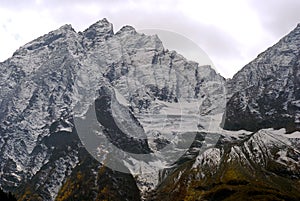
[151,25,300,200]
[0,18,299,201]
[224,24,300,133]
[0,18,225,200]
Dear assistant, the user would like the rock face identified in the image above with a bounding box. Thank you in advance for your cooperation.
[224,24,300,133]
[0,18,225,200]
[0,18,299,201]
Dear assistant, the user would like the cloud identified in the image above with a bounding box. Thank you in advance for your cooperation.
[1,0,36,9]
[248,0,300,37]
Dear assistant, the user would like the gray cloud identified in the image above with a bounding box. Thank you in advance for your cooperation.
[249,0,300,37]
[1,0,38,10]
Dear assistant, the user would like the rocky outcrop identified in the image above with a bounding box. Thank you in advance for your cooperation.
[224,24,300,133]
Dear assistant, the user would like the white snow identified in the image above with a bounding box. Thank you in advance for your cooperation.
[192,148,221,169]
[57,127,72,132]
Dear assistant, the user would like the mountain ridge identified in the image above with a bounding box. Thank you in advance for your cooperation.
[224,22,300,133]
[0,18,299,201]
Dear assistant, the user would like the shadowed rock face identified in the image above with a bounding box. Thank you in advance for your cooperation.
[95,86,152,154]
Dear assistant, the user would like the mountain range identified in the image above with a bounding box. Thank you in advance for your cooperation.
[0,18,299,201]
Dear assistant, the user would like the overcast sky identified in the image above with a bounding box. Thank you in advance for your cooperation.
[1,0,300,78]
